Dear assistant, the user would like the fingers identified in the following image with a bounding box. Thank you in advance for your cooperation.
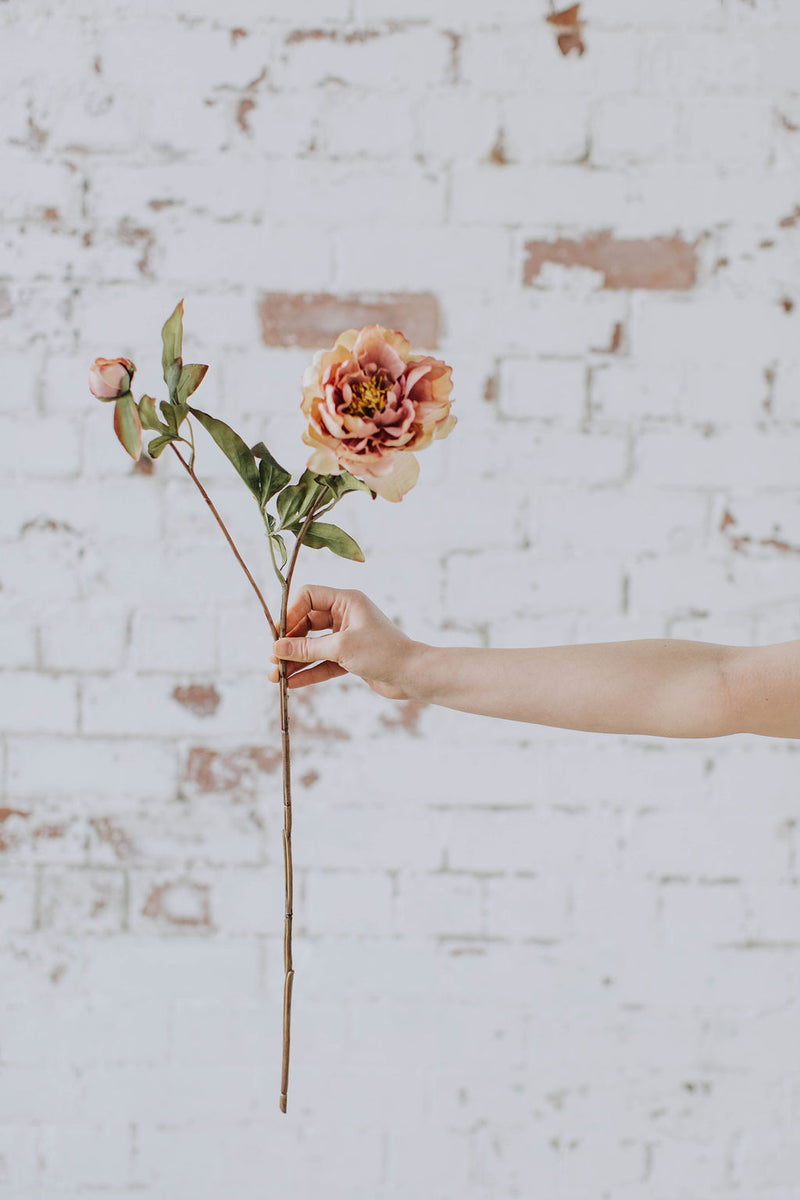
[283,584,344,634]
[285,609,336,639]
[273,630,342,665]
[285,661,348,689]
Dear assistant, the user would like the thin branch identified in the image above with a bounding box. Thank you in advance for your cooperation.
[278,480,332,1114]
[169,442,279,640]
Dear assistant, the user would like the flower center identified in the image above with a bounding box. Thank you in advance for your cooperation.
[346,375,388,418]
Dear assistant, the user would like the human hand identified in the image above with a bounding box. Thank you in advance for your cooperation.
[268,585,426,700]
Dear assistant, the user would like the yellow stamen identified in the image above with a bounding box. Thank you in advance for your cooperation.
[346,376,388,418]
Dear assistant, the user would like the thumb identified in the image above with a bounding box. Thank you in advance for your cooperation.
[273,633,341,664]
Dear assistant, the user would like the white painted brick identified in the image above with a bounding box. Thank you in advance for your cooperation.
[7,736,176,801]
[0,416,81,478]
[482,872,569,941]
[304,869,394,935]
[272,26,451,92]
[39,867,127,935]
[497,355,586,422]
[0,870,37,934]
[499,92,591,165]
[39,1122,134,1188]
[333,223,512,292]
[0,673,79,735]
[591,97,681,168]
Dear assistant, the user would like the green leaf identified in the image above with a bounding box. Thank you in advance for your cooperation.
[159,401,179,435]
[187,404,261,500]
[113,393,142,460]
[252,441,291,505]
[161,299,184,384]
[164,359,182,399]
[146,433,174,459]
[271,533,287,570]
[138,394,168,433]
[276,470,320,530]
[300,521,365,562]
[176,363,208,403]
[321,470,374,500]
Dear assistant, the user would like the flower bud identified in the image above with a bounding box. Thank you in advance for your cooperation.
[88,356,135,400]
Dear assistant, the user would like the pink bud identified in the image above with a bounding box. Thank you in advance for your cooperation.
[88,356,135,400]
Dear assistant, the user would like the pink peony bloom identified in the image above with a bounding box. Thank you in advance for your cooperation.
[300,325,455,502]
[88,356,135,400]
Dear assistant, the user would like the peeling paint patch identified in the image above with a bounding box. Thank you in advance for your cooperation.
[546,4,586,57]
[184,744,281,793]
[523,231,698,290]
[380,699,428,737]
[260,291,440,349]
[778,205,800,228]
[719,508,800,555]
[142,880,211,928]
[0,807,31,852]
[90,816,134,860]
[172,684,222,717]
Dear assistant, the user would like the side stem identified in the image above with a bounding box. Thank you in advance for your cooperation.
[278,482,332,1114]
[169,442,279,639]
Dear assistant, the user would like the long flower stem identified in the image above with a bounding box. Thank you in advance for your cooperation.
[278,482,332,1114]
[169,442,279,640]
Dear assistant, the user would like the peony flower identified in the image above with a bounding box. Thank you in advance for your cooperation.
[300,325,455,502]
[88,356,135,400]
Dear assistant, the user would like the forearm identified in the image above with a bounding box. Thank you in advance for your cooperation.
[403,638,737,738]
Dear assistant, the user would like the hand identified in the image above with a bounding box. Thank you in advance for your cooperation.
[268,585,426,700]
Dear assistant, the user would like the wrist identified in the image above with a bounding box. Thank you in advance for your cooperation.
[396,639,440,703]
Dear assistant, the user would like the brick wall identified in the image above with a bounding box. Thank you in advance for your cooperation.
[3,0,800,1196]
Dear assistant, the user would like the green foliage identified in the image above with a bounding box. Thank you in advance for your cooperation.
[321,470,375,500]
[275,469,322,531]
[161,300,184,389]
[270,533,288,570]
[146,433,174,458]
[300,520,365,562]
[176,363,208,403]
[187,404,261,500]
[113,393,142,460]
[138,394,169,433]
[252,441,291,507]
[159,401,179,435]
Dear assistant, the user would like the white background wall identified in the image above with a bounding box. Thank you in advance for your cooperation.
[2,0,800,1196]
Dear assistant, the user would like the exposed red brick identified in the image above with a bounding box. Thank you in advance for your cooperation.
[117,218,155,277]
[237,97,256,133]
[522,231,698,290]
[286,27,334,43]
[780,296,795,313]
[172,684,221,717]
[291,692,350,741]
[483,372,498,402]
[301,769,320,787]
[90,816,134,859]
[142,880,211,928]
[33,823,66,840]
[778,205,800,228]
[231,26,248,42]
[0,807,31,852]
[259,291,441,349]
[132,454,154,475]
[184,744,281,793]
[546,4,585,56]
[148,198,179,211]
[719,508,800,555]
[380,698,428,736]
[488,129,509,165]
[779,112,799,132]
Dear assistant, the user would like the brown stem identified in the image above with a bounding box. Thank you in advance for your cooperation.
[169,442,279,640]
[278,482,332,1114]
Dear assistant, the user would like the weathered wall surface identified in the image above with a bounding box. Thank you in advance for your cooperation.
[2,1,800,1196]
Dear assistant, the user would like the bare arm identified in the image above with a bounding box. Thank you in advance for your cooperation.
[268,586,766,739]
[405,638,736,738]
